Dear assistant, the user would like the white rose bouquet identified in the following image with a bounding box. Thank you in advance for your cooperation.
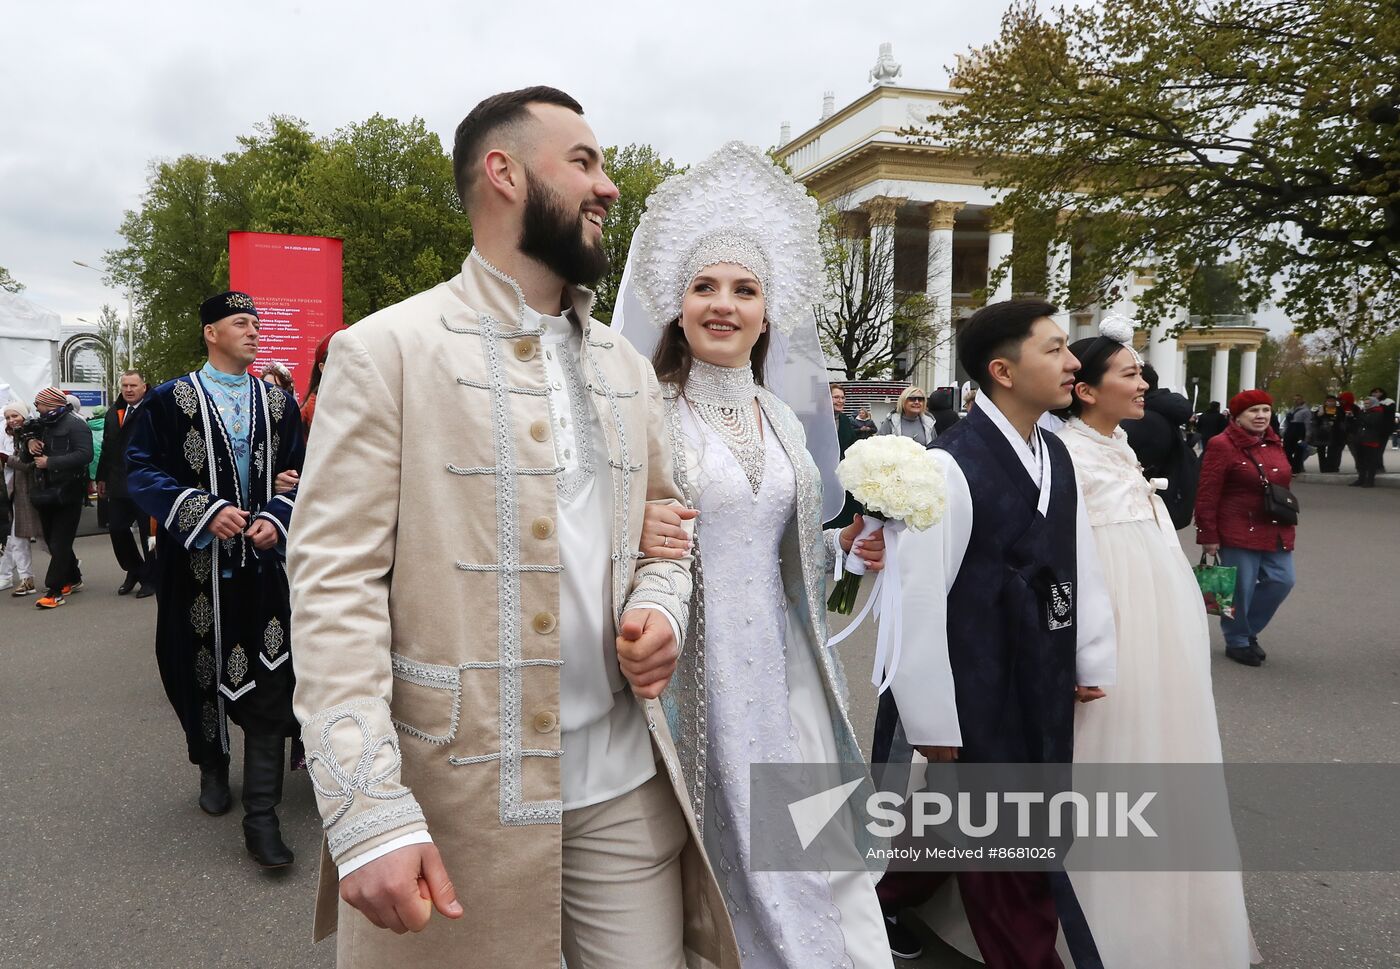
[827,435,948,692]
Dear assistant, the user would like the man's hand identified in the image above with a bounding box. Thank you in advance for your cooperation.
[27,439,43,456]
[274,469,299,495]
[915,745,960,762]
[207,506,250,540]
[34,455,49,469]
[96,481,107,499]
[640,504,696,560]
[1075,686,1106,704]
[339,843,463,935]
[616,608,679,699]
[246,517,279,550]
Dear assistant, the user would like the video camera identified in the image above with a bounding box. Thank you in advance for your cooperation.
[12,417,47,453]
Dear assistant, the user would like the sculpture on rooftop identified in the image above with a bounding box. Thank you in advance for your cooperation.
[869,42,902,86]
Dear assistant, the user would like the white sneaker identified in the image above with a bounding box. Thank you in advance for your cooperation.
[0,579,12,592]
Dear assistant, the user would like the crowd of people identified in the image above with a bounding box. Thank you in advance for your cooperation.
[1186,388,1396,486]
[7,84,1380,969]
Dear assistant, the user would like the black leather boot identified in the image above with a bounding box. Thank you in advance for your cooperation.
[242,734,294,868]
[199,754,232,816]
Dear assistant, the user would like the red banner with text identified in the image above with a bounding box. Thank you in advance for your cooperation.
[228,231,344,400]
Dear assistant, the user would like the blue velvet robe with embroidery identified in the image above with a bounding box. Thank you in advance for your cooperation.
[126,371,304,762]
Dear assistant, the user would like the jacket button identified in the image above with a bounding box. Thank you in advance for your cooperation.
[530,419,550,442]
[532,611,557,635]
[514,339,538,362]
[531,517,554,540]
[533,711,557,733]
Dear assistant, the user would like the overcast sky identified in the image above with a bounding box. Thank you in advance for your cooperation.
[2,0,1016,325]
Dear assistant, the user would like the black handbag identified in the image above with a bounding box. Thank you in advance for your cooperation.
[1243,448,1300,526]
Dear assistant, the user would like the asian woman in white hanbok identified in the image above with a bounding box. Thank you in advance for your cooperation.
[616,144,895,969]
[1054,320,1259,968]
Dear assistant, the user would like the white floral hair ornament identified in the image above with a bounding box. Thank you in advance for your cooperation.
[1097,313,1143,365]
[628,141,823,336]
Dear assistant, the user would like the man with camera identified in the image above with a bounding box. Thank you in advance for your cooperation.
[15,386,93,609]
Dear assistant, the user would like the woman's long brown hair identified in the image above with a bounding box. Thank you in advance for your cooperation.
[651,319,771,393]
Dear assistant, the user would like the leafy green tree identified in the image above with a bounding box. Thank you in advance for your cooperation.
[93,303,126,390]
[592,144,681,324]
[1352,329,1400,396]
[215,115,324,235]
[918,0,1400,333]
[107,114,471,379]
[0,265,22,293]
[107,154,228,381]
[296,114,470,321]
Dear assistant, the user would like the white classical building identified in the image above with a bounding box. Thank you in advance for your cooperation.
[776,43,1267,402]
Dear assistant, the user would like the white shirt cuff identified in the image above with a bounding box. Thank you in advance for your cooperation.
[337,830,434,879]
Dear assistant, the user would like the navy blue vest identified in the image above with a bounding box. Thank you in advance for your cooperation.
[936,406,1079,765]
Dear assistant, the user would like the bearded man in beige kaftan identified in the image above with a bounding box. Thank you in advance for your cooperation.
[288,87,738,969]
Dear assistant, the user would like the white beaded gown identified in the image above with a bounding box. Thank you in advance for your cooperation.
[663,372,893,969]
[1057,418,1259,968]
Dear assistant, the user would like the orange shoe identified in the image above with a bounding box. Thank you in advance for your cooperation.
[61,581,83,595]
[35,592,66,609]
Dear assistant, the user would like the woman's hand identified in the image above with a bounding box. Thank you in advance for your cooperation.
[640,504,697,560]
[274,469,299,495]
[839,513,886,572]
[1202,543,1220,556]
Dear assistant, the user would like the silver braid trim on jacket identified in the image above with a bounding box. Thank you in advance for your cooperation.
[302,697,426,861]
[480,314,563,827]
[657,386,709,836]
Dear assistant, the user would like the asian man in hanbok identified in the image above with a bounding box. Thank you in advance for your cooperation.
[875,300,1117,968]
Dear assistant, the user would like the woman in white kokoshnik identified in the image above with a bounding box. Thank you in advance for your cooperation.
[615,143,896,969]
[1054,318,1259,968]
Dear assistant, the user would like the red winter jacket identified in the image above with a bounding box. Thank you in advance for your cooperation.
[1194,421,1296,552]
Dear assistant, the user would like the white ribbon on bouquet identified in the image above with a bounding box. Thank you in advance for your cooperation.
[826,517,907,694]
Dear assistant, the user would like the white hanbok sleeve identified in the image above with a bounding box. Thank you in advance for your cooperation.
[1072,475,1118,687]
[890,449,972,747]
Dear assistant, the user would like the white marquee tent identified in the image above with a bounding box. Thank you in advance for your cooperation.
[0,290,61,409]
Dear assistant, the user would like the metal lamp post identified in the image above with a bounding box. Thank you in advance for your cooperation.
[72,260,133,369]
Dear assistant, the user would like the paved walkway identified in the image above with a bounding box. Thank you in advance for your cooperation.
[1,480,1396,968]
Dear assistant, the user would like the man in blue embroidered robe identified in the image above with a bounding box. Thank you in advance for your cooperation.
[874,301,1118,969]
[126,291,306,868]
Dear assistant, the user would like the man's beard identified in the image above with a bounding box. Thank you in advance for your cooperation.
[518,170,609,287]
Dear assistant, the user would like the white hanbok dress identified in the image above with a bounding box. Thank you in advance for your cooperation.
[1057,418,1259,968]
[662,383,893,969]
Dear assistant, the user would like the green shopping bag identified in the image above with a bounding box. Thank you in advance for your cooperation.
[1195,553,1238,620]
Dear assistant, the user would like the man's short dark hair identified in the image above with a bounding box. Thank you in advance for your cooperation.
[452,86,584,211]
[120,368,146,383]
[956,299,1058,395]
[1140,362,1159,391]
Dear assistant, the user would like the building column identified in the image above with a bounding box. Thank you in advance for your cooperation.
[1210,344,1232,405]
[1046,227,1072,332]
[1239,346,1258,392]
[865,196,902,378]
[925,200,964,389]
[986,217,1014,304]
[1175,343,1187,395]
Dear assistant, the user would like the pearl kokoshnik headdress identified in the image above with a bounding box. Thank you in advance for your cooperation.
[627,142,823,336]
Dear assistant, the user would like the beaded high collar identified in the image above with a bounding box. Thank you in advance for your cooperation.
[686,359,756,406]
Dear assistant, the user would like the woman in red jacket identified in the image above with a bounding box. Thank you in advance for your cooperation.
[1194,389,1296,666]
